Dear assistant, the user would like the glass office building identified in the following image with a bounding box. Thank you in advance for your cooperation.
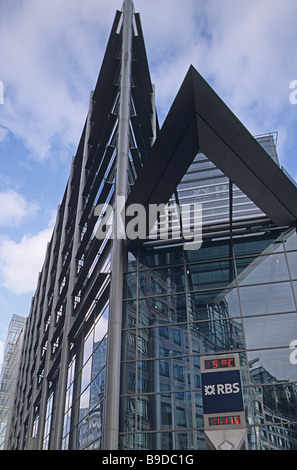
[0,315,25,450]
[5,0,297,450]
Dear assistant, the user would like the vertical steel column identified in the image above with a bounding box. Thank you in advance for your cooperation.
[34,201,68,450]
[103,0,133,450]
[50,92,93,449]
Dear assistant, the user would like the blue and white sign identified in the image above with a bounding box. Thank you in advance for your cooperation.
[201,369,244,414]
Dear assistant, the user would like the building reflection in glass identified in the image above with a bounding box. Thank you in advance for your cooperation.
[120,228,297,450]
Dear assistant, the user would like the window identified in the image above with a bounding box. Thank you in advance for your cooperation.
[161,404,172,426]
[173,365,184,382]
[176,408,186,427]
[159,361,169,377]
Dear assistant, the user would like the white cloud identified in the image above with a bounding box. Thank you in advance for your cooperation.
[0,189,39,227]
[1,0,296,168]
[0,127,8,142]
[0,226,53,295]
[0,0,120,161]
[135,0,297,175]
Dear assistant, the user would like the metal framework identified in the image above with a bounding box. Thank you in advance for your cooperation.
[6,1,157,450]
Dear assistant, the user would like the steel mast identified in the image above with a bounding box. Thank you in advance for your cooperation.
[103,0,134,450]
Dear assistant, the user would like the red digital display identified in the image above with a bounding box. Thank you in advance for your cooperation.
[208,415,241,426]
[204,357,235,370]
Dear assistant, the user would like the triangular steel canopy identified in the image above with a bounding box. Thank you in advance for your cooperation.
[127,65,297,248]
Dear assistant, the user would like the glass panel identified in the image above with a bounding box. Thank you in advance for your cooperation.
[137,324,189,360]
[119,396,135,433]
[233,232,283,257]
[85,401,104,449]
[120,362,136,394]
[90,367,105,406]
[193,392,203,429]
[190,319,244,354]
[255,423,297,450]
[121,331,137,362]
[94,305,108,343]
[195,430,206,450]
[188,288,240,322]
[283,229,297,252]
[243,313,297,349]
[293,282,297,304]
[239,283,296,316]
[236,253,290,285]
[138,294,187,327]
[118,433,135,450]
[139,245,184,269]
[127,252,138,272]
[185,239,231,263]
[187,260,235,292]
[79,385,90,420]
[248,349,297,384]
[251,384,297,424]
[80,358,92,393]
[135,431,194,450]
[122,300,137,329]
[137,357,191,394]
[139,266,185,297]
[134,392,192,433]
[286,251,297,280]
[83,330,94,365]
[123,272,137,299]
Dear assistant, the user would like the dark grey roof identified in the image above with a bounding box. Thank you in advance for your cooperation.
[127,65,297,248]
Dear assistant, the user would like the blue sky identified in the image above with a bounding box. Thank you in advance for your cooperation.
[0,0,297,354]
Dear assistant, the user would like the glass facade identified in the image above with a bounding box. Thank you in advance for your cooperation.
[0,315,25,450]
[120,227,297,450]
[62,301,108,450]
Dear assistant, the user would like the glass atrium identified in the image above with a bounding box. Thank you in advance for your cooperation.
[120,226,297,450]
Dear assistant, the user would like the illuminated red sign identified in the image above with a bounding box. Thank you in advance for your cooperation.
[208,415,241,426]
[204,357,235,370]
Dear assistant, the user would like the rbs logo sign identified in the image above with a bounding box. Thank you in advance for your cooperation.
[204,382,240,396]
[202,370,244,415]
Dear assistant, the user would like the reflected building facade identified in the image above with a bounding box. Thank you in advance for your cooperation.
[0,315,25,450]
[120,227,297,450]
[5,0,297,450]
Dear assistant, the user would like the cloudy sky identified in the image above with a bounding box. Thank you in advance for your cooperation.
[0,0,297,352]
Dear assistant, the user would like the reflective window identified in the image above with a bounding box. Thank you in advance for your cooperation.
[124,272,137,299]
[239,283,296,316]
[186,239,231,263]
[243,313,297,349]
[233,232,283,257]
[188,288,240,321]
[138,294,187,327]
[248,349,297,384]
[286,250,297,280]
[137,357,190,394]
[135,325,189,360]
[139,246,184,269]
[122,300,137,329]
[250,383,297,424]
[190,319,244,353]
[138,266,185,297]
[284,229,297,252]
[236,253,290,285]
[121,228,297,450]
[255,423,297,450]
[187,259,235,291]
